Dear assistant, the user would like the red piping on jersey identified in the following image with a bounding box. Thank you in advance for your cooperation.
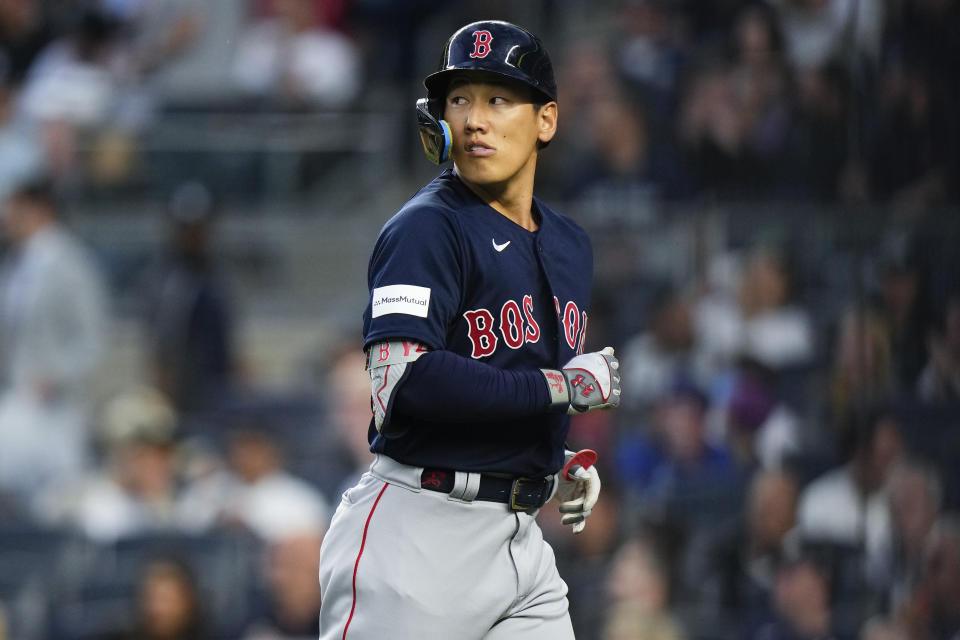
[342,482,388,640]
[375,365,390,413]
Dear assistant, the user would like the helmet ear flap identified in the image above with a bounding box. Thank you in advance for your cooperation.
[416,98,452,165]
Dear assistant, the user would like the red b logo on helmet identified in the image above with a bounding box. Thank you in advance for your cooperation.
[469,30,493,58]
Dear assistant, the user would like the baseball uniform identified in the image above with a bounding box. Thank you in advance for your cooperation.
[318,20,619,640]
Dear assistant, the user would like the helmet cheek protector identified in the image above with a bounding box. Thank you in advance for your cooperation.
[416,98,452,165]
[416,20,557,164]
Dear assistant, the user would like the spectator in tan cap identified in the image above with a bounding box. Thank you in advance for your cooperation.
[33,385,184,542]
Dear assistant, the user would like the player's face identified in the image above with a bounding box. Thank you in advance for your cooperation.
[443,75,557,192]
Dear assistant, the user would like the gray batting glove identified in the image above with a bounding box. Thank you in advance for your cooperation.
[555,450,602,534]
[541,346,621,415]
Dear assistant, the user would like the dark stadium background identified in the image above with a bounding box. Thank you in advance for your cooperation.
[0,1,958,639]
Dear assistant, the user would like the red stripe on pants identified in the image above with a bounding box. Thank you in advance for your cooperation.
[343,482,389,639]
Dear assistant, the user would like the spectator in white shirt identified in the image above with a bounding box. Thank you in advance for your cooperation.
[231,0,361,109]
[178,418,330,542]
[0,177,109,502]
[797,408,904,588]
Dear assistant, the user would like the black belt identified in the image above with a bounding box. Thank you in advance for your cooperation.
[420,468,553,512]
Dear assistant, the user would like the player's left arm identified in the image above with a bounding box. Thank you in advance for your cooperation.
[367,341,560,434]
[367,339,621,434]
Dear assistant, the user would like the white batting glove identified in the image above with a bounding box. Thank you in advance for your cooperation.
[541,346,621,415]
[554,450,601,534]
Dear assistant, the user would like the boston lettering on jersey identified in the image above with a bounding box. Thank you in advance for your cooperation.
[463,295,587,358]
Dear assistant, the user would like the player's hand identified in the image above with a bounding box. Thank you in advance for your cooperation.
[541,347,621,415]
[554,449,601,534]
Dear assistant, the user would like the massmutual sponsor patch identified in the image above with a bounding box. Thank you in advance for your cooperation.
[371,284,431,318]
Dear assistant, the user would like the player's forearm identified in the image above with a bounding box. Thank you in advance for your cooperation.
[393,349,560,422]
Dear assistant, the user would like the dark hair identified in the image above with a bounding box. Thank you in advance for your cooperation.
[9,177,59,212]
[929,293,960,338]
[838,403,899,461]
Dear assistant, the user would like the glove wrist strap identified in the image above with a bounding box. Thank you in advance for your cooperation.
[540,369,570,408]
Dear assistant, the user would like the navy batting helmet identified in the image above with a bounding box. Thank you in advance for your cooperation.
[416,20,557,164]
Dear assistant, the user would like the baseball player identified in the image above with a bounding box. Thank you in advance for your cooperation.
[317,20,622,639]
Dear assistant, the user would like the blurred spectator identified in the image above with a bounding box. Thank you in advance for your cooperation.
[735,245,814,368]
[231,0,361,109]
[684,0,756,45]
[554,38,620,137]
[873,237,928,391]
[125,0,248,105]
[544,486,625,640]
[87,0,206,186]
[677,61,752,198]
[253,0,350,30]
[0,0,55,88]
[886,0,960,207]
[869,55,950,214]
[562,93,664,220]
[886,459,943,614]
[177,419,330,542]
[313,344,374,499]
[730,4,795,193]
[916,295,960,403]
[241,531,323,639]
[0,177,109,502]
[17,7,127,183]
[783,61,852,201]
[694,244,814,379]
[614,0,689,150]
[0,83,43,204]
[140,180,236,415]
[725,359,803,470]
[859,616,909,640]
[745,553,840,640]
[616,377,741,530]
[766,0,885,71]
[620,286,697,412]
[797,408,903,588]
[104,556,212,640]
[678,3,794,200]
[918,514,960,640]
[99,0,202,76]
[603,531,686,640]
[827,307,895,434]
[33,386,183,542]
[539,38,620,197]
[682,469,801,630]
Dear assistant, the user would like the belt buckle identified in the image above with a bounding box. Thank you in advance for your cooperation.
[510,477,544,512]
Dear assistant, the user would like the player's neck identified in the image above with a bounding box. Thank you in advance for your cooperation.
[487,188,536,231]
[455,163,538,231]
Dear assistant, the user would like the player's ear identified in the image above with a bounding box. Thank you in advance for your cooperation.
[536,101,558,146]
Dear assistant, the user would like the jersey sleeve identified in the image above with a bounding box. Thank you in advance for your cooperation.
[394,350,560,423]
[363,206,463,350]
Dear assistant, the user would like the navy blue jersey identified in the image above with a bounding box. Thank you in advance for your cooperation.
[362,169,593,477]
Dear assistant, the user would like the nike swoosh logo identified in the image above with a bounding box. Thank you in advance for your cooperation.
[492,239,511,252]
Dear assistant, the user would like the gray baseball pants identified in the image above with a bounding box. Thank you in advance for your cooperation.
[318,454,575,639]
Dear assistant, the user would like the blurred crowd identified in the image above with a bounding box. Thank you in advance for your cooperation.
[540,0,959,213]
[0,1,958,640]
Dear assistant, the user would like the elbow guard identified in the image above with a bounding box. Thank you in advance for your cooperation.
[366,340,429,436]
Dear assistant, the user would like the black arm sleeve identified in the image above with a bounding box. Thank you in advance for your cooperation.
[392,349,564,423]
